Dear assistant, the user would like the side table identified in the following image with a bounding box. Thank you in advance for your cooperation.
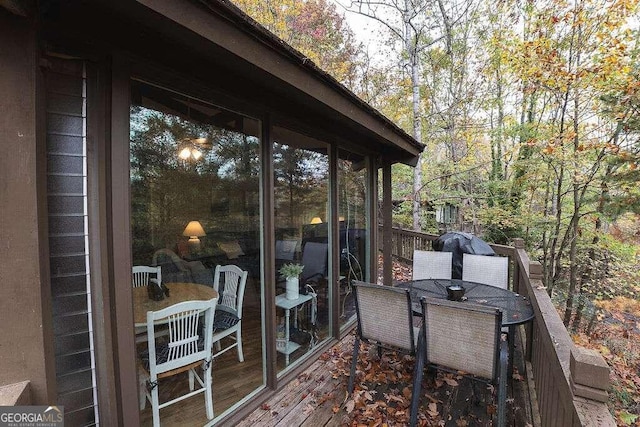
[275,293,314,366]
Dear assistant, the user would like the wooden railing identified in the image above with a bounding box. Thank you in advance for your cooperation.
[381,227,616,427]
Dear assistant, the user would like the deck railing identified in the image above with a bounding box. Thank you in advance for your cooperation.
[381,226,615,427]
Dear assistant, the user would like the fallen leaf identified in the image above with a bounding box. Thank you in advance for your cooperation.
[427,402,439,417]
[444,377,459,386]
[402,387,412,399]
[345,399,355,413]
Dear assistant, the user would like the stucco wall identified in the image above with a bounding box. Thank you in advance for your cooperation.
[0,9,54,404]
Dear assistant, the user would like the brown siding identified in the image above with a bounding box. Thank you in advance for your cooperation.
[0,10,55,403]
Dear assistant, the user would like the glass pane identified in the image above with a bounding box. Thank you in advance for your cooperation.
[338,150,369,328]
[130,81,264,422]
[273,126,330,373]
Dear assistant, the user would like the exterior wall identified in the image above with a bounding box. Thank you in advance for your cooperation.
[0,10,54,403]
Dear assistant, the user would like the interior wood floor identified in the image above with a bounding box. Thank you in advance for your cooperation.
[137,284,355,426]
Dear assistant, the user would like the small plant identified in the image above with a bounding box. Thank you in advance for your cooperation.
[279,263,304,279]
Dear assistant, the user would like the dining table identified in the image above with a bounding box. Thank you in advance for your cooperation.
[396,278,534,377]
[133,282,219,327]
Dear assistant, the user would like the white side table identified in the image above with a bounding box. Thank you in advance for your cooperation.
[275,293,314,366]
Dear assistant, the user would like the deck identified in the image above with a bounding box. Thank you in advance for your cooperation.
[138,324,535,426]
[236,328,537,426]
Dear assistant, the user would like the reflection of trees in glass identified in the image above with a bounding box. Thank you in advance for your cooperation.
[338,159,367,228]
[274,143,329,227]
[130,104,260,264]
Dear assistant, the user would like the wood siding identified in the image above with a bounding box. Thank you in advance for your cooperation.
[45,56,98,425]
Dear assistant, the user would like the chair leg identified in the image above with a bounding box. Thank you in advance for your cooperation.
[139,375,147,410]
[150,380,161,427]
[236,327,244,362]
[409,332,426,427]
[189,369,195,391]
[204,362,214,420]
[348,337,360,393]
[496,340,508,427]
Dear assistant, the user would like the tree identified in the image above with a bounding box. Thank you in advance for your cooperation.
[232,0,363,85]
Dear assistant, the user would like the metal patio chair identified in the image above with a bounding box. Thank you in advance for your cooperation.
[410,296,508,427]
[412,250,453,280]
[138,298,217,427]
[462,253,509,289]
[348,281,425,427]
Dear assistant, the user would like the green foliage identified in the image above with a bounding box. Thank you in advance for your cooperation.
[279,263,304,278]
[618,411,639,426]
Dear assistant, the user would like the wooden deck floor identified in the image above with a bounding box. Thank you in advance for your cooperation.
[237,328,537,427]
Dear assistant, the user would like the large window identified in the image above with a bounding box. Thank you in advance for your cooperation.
[273,126,330,373]
[130,81,264,423]
[338,150,369,328]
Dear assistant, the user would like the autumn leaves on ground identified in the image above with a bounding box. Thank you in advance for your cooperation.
[574,296,640,426]
[308,263,519,427]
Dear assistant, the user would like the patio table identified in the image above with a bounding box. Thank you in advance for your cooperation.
[396,278,534,376]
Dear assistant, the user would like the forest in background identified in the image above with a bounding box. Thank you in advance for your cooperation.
[229,1,639,423]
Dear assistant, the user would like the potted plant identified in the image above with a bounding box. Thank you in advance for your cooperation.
[279,263,304,300]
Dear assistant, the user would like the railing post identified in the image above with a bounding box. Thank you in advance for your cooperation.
[511,239,525,294]
[529,261,543,280]
[570,347,610,403]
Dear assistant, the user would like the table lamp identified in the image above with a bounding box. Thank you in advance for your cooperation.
[310,217,322,224]
[183,220,206,251]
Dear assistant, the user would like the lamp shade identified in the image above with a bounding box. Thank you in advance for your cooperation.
[183,221,206,238]
[310,217,322,224]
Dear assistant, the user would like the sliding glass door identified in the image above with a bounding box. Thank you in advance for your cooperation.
[130,80,265,423]
[272,126,330,373]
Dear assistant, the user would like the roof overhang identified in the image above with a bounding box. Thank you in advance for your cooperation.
[40,0,424,165]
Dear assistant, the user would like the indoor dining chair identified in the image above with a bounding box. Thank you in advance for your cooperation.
[212,264,248,362]
[412,250,453,280]
[132,265,162,288]
[410,296,508,427]
[462,253,509,289]
[133,265,163,343]
[349,281,425,427]
[138,298,217,427]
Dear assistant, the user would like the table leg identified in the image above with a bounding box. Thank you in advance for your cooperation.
[508,325,515,380]
[285,308,291,366]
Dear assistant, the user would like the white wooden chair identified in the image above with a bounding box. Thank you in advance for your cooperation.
[212,264,248,362]
[133,266,163,343]
[138,298,217,427]
[410,297,508,427]
[462,253,509,289]
[412,250,453,280]
[348,281,425,423]
[132,265,162,288]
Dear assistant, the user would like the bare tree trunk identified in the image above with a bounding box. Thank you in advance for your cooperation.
[406,0,422,232]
